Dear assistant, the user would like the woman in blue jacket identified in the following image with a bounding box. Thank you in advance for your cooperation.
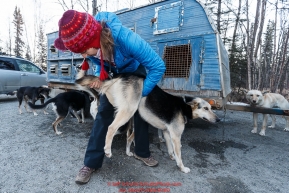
[54,10,166,185]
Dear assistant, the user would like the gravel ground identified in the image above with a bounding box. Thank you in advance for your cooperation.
[0,94,289,193]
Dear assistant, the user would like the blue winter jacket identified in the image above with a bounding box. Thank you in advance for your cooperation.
[88,12,166,96]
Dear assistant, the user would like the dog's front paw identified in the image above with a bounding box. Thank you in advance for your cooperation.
[169,154,175,160]
[126,151,133,156]
[268,125,275,128]
[56,131,62,135]
[251,128,257,133]
[104,149,112,158]
[181,167,190,173]
[259,130,266,136]
[284,128,289,131]
[33,113,38,116]
[44,112,49,115]
[159,137,165,143]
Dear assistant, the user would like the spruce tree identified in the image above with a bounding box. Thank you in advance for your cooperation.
[25,45,32,61]
[260,21,274,90]
[13,6,25,57]
[36,23,47,71]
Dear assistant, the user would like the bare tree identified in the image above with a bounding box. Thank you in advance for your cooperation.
[56,0,75,10]
[274,27,289,92]
[78,0,90,13]
[270,0,279,91]
[5,18,13,56]
[217,0,221,33]
[245,0,251,89]
[269,1,289,93]
[249,0,261,89]
[256,0,267,90]
[230,0,242,52]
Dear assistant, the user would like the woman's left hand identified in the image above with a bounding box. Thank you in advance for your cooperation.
[90,79,102,89]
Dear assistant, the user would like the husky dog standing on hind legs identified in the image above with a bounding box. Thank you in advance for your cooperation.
[76,74,220,173]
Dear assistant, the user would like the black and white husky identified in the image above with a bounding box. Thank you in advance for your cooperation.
[76,74,220,173]
[28,91,91,135]
[15,86,51,116]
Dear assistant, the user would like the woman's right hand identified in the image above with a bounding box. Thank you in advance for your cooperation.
[90,79,102,89]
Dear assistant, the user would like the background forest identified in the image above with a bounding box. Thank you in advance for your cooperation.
[0,0,289,95]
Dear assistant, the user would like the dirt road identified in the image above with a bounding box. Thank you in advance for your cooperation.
[0,94,288,193]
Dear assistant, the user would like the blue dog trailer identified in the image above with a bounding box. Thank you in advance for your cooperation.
[46,0,230,108]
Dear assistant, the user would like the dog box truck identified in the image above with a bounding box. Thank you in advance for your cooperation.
[46,0,231,109]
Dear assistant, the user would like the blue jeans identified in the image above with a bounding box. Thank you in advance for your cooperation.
[84,94,150,169]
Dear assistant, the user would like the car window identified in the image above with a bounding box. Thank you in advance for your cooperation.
[16,60,41,73]
[0,59,15,70]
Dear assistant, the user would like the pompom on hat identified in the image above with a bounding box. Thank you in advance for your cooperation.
[54,10,108,80]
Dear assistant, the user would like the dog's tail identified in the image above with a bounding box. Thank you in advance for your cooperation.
[28,97,57,109]
[75,75,100,99]
[75,75,99,86]
[6,90,17,96]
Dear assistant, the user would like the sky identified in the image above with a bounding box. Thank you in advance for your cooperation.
[0,0,280,55]
[0,0,149,53]
[0,0,65,52]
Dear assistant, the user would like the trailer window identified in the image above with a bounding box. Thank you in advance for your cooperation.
[163,44,192,78]
[153,1,184,35]
[50,45,57,53]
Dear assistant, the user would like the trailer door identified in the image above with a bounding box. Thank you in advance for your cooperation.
[157,37,203,92]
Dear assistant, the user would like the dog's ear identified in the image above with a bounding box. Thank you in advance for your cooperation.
[38,87,44,92]
[186,99,198,109]
[184,96,196,103]
[241,88,248,94]
[262,90,270,95]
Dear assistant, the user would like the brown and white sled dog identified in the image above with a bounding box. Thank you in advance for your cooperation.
[75,74,220,173]
[89,95,135,157]
[246,90,289,136]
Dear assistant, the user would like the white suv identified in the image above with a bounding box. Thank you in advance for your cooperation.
[0,55,47,95]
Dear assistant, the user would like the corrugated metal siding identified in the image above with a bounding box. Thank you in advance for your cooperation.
[217,34,231,97]
[200,34,221,90]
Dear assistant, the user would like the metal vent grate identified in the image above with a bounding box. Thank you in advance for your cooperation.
[60,64,71,76]
[50,64,58,75]
[163,44,192,78]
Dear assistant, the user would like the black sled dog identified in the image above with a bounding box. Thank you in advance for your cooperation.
[28,91,90,135]
[16,86,51,116]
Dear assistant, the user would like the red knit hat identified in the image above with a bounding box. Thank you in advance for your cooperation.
[54,10,108,80]
[54,10,101,53]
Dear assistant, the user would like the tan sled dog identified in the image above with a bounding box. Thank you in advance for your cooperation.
[246,90,289,136]
[76,74,220,173]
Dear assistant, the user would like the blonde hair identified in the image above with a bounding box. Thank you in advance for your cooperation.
[100,21,114,62]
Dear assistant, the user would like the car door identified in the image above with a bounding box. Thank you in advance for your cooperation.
[0,58,21,93]
[15,59,47,87]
